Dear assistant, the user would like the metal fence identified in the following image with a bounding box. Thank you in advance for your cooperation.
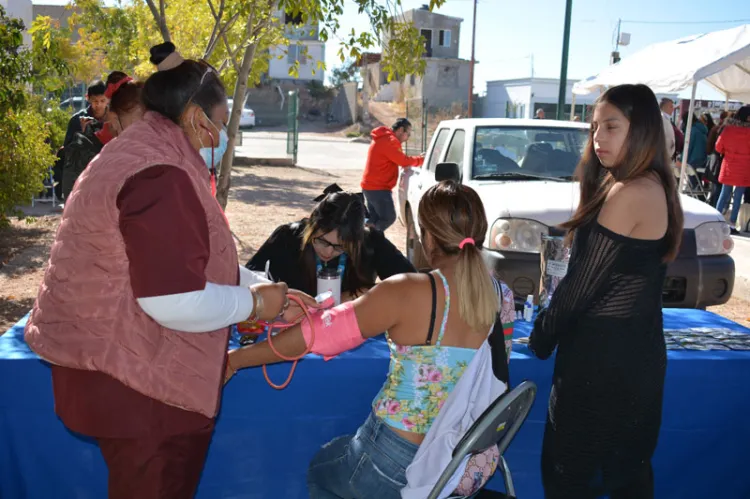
[405,97,428,155]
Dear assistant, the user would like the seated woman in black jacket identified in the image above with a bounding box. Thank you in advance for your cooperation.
[246,186,415,301]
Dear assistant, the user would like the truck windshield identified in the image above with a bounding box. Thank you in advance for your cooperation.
[473,126,589,180]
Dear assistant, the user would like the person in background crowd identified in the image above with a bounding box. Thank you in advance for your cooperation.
[705,111,728,207]
[247,184,415,300]
[686,113,708,169]
[63,79,112,147]
[536,108,546,119]
[701,112,716,145]
[659,98,676,160]
[715,105,750,235]
[62,72,141,200]
[227,181,516,499]
[531,84,684,499]
[25,42,314,499]
[361,118,424,232]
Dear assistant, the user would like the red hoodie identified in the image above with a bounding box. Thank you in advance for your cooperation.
[361,126,424,191]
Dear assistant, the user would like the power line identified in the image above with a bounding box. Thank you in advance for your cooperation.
[621,19,750,25]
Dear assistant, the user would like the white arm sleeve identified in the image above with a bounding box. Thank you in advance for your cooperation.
[239,264,271,286]
[137,282,254,333]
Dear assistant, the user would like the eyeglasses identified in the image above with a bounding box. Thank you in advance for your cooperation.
[313,237,345,254]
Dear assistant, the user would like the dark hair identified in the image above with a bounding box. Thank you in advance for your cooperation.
[106,71,128,85]
[736,105,750,123]
[87,80,106,97]
[719,110,730,122]
[701,112,716,130]
[301,192,371,296]
[142,42,226,124]
[105,71,143,115]
[562,83,684,262]
[392,118,412,132]
[659,98,674,109]
[418,181,498,331]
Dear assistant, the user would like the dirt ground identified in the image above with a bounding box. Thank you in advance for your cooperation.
[1,165,748,333]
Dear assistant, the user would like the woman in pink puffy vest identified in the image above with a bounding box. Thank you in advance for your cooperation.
[25,42,301,498]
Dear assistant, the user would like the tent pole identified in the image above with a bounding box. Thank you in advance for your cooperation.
[678,82,697,194]
[570,93,577,120]
[725,92,729,111]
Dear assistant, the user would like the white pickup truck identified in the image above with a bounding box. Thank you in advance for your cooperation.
[397,118,736,310]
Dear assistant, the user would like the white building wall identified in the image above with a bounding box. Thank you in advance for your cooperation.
[268,42,325,82]
[1,0,33,47]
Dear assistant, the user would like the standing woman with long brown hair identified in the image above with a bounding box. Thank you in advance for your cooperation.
[530,84,684,499]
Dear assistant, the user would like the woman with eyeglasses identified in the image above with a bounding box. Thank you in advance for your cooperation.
[24,42,314,499]
[246,184,415,302]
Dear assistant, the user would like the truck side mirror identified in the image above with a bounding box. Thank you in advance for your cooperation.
[435,162,460,183]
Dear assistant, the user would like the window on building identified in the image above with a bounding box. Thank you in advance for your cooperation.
[287,45,307,65]
[439,30,451,47]
[285,12,303,24]
[421,29,433,56]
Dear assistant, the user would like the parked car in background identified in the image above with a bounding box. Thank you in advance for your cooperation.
[60,97,85,112]
[398,118,736,310]
[228,98,256,128]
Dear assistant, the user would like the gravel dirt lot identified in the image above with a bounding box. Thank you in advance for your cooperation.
[1,165,747,333]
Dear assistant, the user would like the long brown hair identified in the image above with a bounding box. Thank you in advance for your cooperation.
[562,84,684,261]
[418,181,499,332]
[301,191,371,295]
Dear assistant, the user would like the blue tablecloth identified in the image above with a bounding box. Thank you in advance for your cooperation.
[2,309,750,499]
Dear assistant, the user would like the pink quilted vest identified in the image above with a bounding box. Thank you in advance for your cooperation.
[25,112,238,418]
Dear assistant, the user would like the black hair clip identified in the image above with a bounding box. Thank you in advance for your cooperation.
[313,183,344,202]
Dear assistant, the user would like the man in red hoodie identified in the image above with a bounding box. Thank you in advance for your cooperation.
[361,118,424,231]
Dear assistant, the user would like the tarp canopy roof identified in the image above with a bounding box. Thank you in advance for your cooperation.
[573,24,750,102]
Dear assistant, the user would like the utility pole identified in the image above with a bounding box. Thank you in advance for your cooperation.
[556,0,573,120]
[467,0,477,117]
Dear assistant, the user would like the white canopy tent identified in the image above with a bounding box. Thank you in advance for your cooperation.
[571,24,750,193]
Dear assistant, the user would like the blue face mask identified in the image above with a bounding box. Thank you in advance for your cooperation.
[198,117,229,170]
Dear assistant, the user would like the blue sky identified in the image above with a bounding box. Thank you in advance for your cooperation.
[33,0,750,99]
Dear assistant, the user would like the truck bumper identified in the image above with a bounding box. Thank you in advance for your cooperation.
[482,249,735,310]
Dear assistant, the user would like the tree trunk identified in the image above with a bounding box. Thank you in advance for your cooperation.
[215,18,259,210]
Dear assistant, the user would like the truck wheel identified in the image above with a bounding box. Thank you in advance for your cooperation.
[406,209,430,271]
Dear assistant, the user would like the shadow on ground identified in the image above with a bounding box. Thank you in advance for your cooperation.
[0,296,34,335]
[229,167,341,211]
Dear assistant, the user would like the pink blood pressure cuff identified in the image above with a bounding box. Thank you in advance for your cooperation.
[301,301,364,361]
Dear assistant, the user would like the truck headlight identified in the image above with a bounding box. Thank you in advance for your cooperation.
[489,218,549,253]
[695,221,734,256]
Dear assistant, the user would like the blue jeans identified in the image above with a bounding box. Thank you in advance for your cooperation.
[716,185,747,224]
[307,412,419,499]
[363,190,397,232]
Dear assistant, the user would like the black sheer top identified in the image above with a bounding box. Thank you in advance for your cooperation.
[530,219,668,493]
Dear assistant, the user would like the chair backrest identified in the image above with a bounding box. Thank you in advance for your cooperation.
[426,381,537,499]
[452,380,537,458]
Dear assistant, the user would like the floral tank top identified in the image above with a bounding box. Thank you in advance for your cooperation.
[372,270,480,434]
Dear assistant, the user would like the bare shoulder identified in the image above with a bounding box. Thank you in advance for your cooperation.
[600,175,667,237]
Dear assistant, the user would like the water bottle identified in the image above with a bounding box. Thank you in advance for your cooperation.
[523,294,534,322]
[317,267,342,306]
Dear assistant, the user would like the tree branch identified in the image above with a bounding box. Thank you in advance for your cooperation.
[145,0,171,41]
[205,12,240,60]
[204,0,225,59]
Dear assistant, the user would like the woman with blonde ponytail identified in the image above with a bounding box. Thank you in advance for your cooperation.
[226,181,516,498]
